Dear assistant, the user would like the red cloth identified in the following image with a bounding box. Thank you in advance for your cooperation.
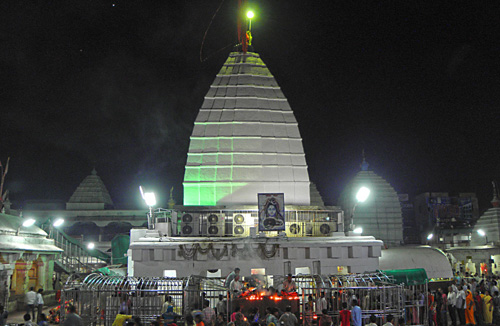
[339,309,351,326]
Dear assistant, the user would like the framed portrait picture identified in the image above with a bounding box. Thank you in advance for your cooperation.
[258,193,285,231]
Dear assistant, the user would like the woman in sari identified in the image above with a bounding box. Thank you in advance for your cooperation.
[465,289,476,325]
[482,290,493,325]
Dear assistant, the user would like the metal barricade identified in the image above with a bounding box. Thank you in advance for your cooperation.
[61,274,186,326]
[295,273,406,326]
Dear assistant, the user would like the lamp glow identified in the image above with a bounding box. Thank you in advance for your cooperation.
[353,227,363,234]
[356,187,371,203]
[53,218,65,227]
[246,10,254,19]
[477,229,486,237]
[87,242,95,250]
[143,192,156,207]
[22,218,36,227]
[140,186,156,207]
[427,233,434,240]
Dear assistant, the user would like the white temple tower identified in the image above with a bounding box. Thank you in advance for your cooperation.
[183,51,310,206]
[339,157,404,246]
[470,182,500,245]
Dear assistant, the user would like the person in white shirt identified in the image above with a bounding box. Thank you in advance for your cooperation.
[25,287,37,321]
[491,281,499,297]
[282,274,297,293]
[224,268,240,288]
[447,286,457,326]
[36,289,44,322]
[456,286,466,326]
[316,292,327,316]
[229,276,243,298]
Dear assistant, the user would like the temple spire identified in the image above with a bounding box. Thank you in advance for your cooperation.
[360,149,369,171]
[237,0,253,53]
[492,181,500,207]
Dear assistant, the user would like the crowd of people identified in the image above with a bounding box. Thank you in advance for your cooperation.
[428,276,500,326]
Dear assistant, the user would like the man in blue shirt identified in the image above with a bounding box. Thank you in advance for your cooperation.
[351,299,362,326]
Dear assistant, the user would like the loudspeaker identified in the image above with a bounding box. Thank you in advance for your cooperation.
[180,213,200,236]
[286,222,305,237]
[203,213,225,236]
[312,221,336,236]
[233,213,251,237]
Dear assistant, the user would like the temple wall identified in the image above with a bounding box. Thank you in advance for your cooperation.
[129,237,382,277]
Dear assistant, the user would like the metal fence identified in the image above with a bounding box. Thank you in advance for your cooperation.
[61,274,186,326]
[289,273,405,326]
[61,272,427,326]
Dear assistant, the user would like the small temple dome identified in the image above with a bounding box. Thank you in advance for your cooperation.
[66,168,114,210]
[338,157,403,246]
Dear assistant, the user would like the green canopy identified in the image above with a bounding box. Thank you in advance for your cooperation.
[379,268,428,286]
[93,265,127,276]
[111,234,130,265]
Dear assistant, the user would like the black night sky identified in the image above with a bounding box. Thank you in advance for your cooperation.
[1,1,499,212]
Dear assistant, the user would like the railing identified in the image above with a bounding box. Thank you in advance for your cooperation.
[46,227,110,274]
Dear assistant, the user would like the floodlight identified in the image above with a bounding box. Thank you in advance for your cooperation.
[22,218,36,227]
[53,218,65,227]
[140,186,156,207]
[143,192,156,207]
[427,233,434,240]
[356,187,370,203]
[353,227,363,234]
[87,242,95,250]
[477,229,486,237]
[246,11,254,19]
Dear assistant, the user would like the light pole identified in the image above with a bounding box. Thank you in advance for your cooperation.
[477,229,488,245]
[140,186,157,230]
[350,186,371,231]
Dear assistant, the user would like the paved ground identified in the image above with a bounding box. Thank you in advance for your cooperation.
[4,305,59,325]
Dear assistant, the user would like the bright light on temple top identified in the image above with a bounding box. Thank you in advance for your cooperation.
[356,186,371,203]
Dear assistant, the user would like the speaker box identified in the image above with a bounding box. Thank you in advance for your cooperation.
[203,213,225,236]
[312,221,336,236]
[180,212,200,236]
[232,213,251,237]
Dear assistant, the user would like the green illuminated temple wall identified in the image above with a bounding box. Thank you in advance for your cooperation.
[183,52,310,206]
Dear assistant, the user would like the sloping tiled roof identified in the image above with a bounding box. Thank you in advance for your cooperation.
[183,51,310,206]
[67,169,114,207]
